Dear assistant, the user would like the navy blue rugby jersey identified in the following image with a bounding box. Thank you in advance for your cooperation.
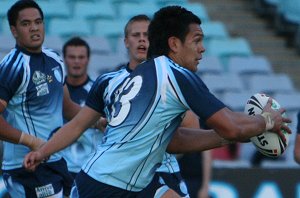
[82,55,225,191]
[0,46,65,170]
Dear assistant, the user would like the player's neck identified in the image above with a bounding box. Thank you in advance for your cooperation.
[66,75,88,87]
[128,60,144,71]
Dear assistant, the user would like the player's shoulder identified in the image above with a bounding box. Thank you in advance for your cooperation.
[42,47,61,57]
[97,66,129,81]
[0,48,24,70]
[42,47,63,63]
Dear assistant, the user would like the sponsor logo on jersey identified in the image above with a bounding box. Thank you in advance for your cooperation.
[32,71,49,96]
[32,71,46,85]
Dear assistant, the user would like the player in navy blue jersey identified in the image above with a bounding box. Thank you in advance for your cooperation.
[293,111,300,163]
[24,5,291,198]
[61,37,102,178]
[0,1,81,197]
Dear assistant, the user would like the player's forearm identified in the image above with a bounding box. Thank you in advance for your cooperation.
[167,127,230,154]
[0,116,22,144]
[0,116,44,150]
[229,112,267,141]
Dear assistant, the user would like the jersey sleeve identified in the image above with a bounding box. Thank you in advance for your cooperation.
[85,75,107,115]
[172,68,225,121]
[0,55,24,102]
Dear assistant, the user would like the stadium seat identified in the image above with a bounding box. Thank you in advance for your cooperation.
[111,0,140,4]
[277,0,300,24]
[183,3,210,22]
[38,1,71,19]
[221,91,253,112]
[254,0,280,17]
[118,2,159,20]
[73,1,116,20]
[274,92,300,113]
[155,0,189,6]
[227,55,273,76]
[206,38,253,68]
[201,73,245,95]
[48,18,92,37]
[93,19,125,38]
[201,21,229,45]
[83,36,112,55]
[247,73,295,95]
[274,0,300,36]
[196,56,225,76]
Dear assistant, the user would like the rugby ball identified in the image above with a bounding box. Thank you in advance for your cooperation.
[244,93,289,157]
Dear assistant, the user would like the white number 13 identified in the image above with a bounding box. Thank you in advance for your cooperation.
[110,76,142,126]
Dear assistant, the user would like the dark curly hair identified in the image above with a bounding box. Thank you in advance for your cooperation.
[147,6,201,58]
[7,0,44,26]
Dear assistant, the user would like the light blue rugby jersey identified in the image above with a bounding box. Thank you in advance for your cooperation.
[83,55,225,191]
[62,77,102,173]
[0,46,66,170]
[100,64,181,174]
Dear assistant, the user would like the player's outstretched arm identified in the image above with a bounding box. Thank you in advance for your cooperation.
[167,127,229,153]
[24,106,101,171]
[206,98,291,142]
[167,110,232,154]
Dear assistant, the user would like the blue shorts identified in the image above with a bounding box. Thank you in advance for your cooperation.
[138,171,189,198]
[2,158,73,198]
[71,170,138,198]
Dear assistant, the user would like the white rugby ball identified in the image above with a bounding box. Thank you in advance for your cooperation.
[244,93,289,157]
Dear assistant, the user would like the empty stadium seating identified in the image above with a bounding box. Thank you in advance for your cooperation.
[206,38,253,68]
[227,55,273,76]
[247,73,295,95]
[201,73,245,96]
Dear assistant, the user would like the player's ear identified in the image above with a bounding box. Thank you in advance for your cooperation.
[168,36,180,53]
[124,37,129,49]
[10,26,18,39]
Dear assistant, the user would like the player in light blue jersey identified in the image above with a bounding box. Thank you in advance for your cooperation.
[61,37,102,178]
[24,5,291,198]
[0,1,81,197]
[95,14,189,198]
[293,111,300,163]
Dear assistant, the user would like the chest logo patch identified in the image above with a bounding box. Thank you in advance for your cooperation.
[32,71,49,96]
[32,71,46,85]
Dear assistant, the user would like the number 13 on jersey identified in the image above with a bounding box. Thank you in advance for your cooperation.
[110,76,143,126]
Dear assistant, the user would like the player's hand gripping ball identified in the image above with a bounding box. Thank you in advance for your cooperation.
[244,93,289,157]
